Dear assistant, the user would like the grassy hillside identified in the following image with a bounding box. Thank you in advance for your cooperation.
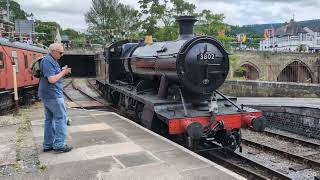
[229,19,320,36]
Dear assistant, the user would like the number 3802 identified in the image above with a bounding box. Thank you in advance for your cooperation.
[199,53,215,60]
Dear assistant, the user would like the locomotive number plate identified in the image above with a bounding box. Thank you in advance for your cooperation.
[199,53,215,60]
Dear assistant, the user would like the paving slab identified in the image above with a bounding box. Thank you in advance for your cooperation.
[6,156,122,180]
[20,107,245,180]
[114,151,159,168]
[155,148,210,170]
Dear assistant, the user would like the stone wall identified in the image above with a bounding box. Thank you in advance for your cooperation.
[219,80,320,98]
[248,105,320,139]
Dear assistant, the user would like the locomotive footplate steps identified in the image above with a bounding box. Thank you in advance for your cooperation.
[14,105,245,180]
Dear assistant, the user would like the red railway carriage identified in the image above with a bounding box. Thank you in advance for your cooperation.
[0,37,47,111]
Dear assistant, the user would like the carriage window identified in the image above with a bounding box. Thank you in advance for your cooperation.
[0,52,3,69]
[24,54,28,69]
[12,51,18,72]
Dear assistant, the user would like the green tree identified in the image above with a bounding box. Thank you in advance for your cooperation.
[61,29,88,48]
[171,0,195,16]
[138,0,196,40]
[35,20,61,46]
[138,0,167,34]
[197,10,228,37]
[85,0,140,43]
[0,0,28,20]
[154,26,179,41]
[62,28,79,39]
[70,33,87,48]
[195,9,235,51]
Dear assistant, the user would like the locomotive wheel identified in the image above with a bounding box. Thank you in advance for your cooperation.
[110,90,120,106]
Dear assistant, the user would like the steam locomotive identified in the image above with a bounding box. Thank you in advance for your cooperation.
[96,16,266,151]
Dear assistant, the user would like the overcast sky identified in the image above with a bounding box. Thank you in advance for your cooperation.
[15,0,320,31]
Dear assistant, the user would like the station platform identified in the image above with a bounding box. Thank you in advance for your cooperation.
[11,106,244,180]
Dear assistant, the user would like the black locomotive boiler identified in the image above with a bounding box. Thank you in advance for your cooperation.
[96,16,266,151]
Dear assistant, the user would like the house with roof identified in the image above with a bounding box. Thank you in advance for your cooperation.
[260,19,320,52]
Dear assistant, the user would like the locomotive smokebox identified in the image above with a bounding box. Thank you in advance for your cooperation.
[177,16,197,39]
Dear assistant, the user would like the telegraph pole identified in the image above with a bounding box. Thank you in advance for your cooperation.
[6,0,10,22]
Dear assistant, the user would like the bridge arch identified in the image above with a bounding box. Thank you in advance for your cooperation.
[277,60,314,83]
[235,61,260,80]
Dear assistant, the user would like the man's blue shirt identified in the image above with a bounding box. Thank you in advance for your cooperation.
[38,54,64,99]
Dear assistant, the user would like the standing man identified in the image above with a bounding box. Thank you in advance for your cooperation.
[39,43,73,153]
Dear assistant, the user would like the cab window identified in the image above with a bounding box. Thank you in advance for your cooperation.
[0,52,3,69]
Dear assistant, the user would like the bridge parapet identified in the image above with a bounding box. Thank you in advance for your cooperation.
[231,50,320,83]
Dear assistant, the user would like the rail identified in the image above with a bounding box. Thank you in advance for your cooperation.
[199,143,291,180]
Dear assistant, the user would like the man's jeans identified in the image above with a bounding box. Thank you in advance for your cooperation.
[42,98,67,149]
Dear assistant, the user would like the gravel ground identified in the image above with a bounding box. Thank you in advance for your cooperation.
[239,145,318,179]
[0,114,22,127]
[267,127,320,145]
[0,103,42,178]
[241,128,320,179]
[242,128,319,156]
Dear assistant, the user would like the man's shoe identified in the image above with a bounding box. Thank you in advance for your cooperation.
[53,145,73,153]
[43,147,53,152]
[67,119,71,126]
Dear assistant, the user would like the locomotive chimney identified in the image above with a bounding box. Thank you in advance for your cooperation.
[177,16,197,39]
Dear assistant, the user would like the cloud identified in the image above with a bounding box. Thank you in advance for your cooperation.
[14,0,320,30]
[198,0,318,5]
[191,0,320,25]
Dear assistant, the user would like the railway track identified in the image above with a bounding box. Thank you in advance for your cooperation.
[241,129,320,179]
[242,129,320,169]
[263,129,320,150]
[242,138,320,168]
[63,78,107,109]
[198,143,291,180]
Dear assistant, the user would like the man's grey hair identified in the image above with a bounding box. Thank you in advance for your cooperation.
[48,43,63,53]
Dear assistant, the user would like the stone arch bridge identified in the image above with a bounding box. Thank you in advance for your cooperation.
[232,51,320,83]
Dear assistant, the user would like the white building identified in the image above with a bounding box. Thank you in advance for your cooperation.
[260,19,320,52]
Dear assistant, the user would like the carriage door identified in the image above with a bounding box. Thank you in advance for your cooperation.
[23,51,30,85]
[0,51,5,89]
